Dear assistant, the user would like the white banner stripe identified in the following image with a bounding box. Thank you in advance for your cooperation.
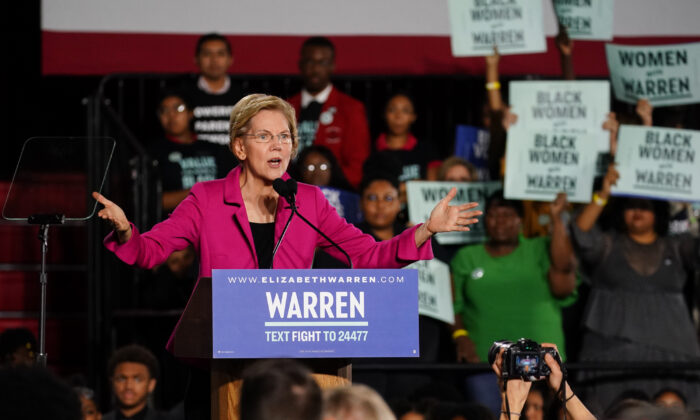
[264,321,369,327]
[41,0,700,37]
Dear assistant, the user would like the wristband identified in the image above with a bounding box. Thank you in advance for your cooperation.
[486,81,501,91]
[452,329,469,340]
[592,192,607,206]
[501,411,521,417]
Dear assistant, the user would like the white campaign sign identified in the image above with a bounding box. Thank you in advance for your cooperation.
[448,0,546,57]
[406,259,454,325]
[553,0,613,40]
[613,125,700,202]
[406,181,502,245]
[606,43,700,107]
[504,127,598,202]
[509,80,611,152]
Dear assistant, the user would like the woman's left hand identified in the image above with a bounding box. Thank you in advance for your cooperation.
[549,192,568,220]
[540,343,565,392]
[492,348,531,415]
[425,187,482,234]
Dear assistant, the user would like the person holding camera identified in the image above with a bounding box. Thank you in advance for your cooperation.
[490,341,595,420]
[450,191,577,414]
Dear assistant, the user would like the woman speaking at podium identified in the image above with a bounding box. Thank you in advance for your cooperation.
[93,94,481,274]
[93,93,481,420]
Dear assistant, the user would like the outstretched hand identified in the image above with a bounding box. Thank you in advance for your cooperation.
[425,187,482,234]
[93,191,132,242]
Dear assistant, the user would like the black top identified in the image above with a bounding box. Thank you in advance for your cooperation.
[149,137,236,192]
[118,407,148,420]
[104,406,153,420]
[179,79,245,146]
[250,222,275,268]
[372,134,440,181]
[298,100,323,151]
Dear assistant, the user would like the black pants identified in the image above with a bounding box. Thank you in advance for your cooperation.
[184,366,211,420]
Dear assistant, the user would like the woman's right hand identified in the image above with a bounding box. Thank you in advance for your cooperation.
[456,336,481,363]
[491,347,531,417]
[93,191,132,242]
[555,23,573,56]
[599,164,620,199]
[636,98,653,127]
[602,112,619,155]
[486,45,500,68]
[502,107,518,131]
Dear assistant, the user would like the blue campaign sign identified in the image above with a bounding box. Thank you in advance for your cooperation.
[319,186,362,224]
[211,269,419,358]
[454,124,491,181]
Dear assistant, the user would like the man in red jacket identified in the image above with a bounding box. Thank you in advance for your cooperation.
[287,37,370,189]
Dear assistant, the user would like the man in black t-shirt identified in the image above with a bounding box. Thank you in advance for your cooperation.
[181,33,243,146]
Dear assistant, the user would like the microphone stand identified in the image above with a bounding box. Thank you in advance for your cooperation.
[271,179,353,269]
[269,211,294,269]
[290,207,353,269]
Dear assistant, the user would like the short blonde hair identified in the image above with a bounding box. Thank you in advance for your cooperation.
[229,93,299,156]
[322,384,396,420]
[437,156,478,181]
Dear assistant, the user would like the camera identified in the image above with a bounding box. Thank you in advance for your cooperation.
[487,338,561,381]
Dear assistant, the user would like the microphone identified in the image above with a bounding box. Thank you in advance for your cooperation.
[272,178,290,202]
[270,178,353,268]
[286,178,297,199]
[277,178,297,208]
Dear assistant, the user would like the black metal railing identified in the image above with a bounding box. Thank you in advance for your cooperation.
[90,72,506,159]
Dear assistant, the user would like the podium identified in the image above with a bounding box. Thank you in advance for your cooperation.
[169,268,419,419]
[169,276,354,420]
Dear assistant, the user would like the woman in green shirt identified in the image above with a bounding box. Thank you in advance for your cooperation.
[450,190,576,413]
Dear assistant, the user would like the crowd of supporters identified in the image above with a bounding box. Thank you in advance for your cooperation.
[2,27,700,420]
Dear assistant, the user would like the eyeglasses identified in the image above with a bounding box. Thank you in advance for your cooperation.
[157,103,187,115]
[242,132,293,144]
[364,194,398,203]
[304,163,329,172]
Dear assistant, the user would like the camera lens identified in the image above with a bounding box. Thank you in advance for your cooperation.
[487,340,512,365]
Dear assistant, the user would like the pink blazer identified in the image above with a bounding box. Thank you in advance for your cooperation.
[104,166,433,274]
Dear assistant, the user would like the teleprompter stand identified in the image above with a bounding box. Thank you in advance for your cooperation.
[27,213,65,366]
[2,137,115,367]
